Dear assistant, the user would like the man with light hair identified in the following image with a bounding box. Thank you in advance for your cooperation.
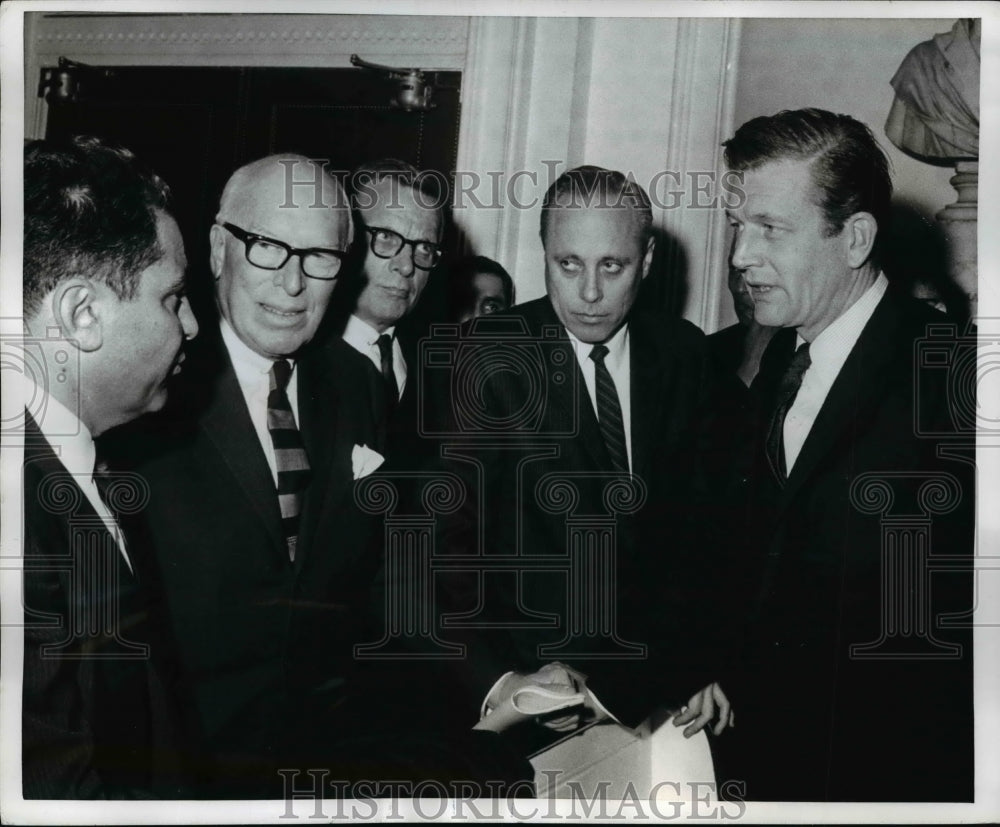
[115,153,529,795]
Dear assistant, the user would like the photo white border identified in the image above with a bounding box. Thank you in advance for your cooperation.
[2,1,997,823]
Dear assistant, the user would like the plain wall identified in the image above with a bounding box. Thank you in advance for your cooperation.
[722,17,964,328]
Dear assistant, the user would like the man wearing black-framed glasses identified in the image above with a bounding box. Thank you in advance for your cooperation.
[114,153,379,793]
[338,159,445,455]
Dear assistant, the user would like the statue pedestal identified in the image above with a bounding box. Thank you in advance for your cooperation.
[936,161,978,314]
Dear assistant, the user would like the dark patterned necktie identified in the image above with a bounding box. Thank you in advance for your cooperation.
[765,342,811,483]
[376,333,399,409]
[268,359,310,562]
[589,344,630,474]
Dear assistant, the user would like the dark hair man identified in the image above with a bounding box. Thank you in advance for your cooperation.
[20,135,198,798]
[449,255,515,323]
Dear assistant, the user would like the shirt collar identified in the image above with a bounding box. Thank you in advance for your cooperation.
[797,273,889,371]
[344,314,396,350]
[566,322,630,372]
[220,317,289,384]
[16,370,96,477]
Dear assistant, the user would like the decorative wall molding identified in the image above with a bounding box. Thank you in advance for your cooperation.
[660,18,742,330]
[30,13,469,60]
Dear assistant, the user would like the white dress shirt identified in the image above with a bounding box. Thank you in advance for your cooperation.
[566,324,633,472]
[784,273,889,472]
[15,372,132,571]
[342,313,407,401]
[220,318,300,487]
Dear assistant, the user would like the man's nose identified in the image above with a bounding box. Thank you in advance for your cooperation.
[390,244,416,279]
[179,297,199,340]
[276,257,307,296]
[730,229,761,271]
[579,268,602,303]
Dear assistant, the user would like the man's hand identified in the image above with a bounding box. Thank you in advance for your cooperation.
[672,682,734,738]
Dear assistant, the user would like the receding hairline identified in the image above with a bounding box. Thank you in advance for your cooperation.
[216,154,348,224]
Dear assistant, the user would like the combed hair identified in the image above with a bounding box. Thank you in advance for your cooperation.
[723,108,892,241]
[349,157,448,213]
[540,165,653,243]
[24,135,171,317]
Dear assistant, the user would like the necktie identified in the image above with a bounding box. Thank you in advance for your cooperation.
[92,451,133,572]
[765,342,811,483]
[376,333,399,409]
[589,344,630,474]
[268,359,310,562]
[93,454,115,513]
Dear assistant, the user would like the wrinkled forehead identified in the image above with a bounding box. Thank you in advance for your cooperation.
[542,203,648,249]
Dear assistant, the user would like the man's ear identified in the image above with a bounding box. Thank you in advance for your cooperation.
[209,223,226,280]
[844,212,877,269]
[641,235,656,280]
[52,279,103,352]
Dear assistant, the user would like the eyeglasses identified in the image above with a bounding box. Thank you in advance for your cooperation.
[218,222,346,281]
[364,226,442,271]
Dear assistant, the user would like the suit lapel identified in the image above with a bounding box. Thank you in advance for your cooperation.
[295,348,352,569]
[777,292,902,516]
[199,352,284,552]
[628,315,671,483]
[24,413,138,587]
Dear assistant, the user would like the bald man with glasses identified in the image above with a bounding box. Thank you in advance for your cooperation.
[110,153,529,796]
[107,154,380,791]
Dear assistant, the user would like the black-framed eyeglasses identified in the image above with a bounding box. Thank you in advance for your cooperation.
[218,222,346,281]
[364,226,442,271]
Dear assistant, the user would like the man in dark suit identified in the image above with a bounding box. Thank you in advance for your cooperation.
[332,159,445,458]
[110,154,378,790]
[19,136,200,798]
[426,166,733,743]
[118,154,529,795]
[716,108,974,801]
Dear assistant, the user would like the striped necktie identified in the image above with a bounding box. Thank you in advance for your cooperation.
[589,344,630,474]
[268,359,310,562]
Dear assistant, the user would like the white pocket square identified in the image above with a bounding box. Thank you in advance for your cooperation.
[352,444,385,480]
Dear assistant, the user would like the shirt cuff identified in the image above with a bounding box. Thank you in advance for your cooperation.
[480,671,515,719]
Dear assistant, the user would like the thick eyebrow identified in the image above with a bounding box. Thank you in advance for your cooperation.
[745,209,792,226]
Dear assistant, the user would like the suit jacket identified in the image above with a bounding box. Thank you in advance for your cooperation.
[21,415,194,799]
[715,289,974,801]
[328,326,422,461]
[425,297,716,729]
[108,327,383,786]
